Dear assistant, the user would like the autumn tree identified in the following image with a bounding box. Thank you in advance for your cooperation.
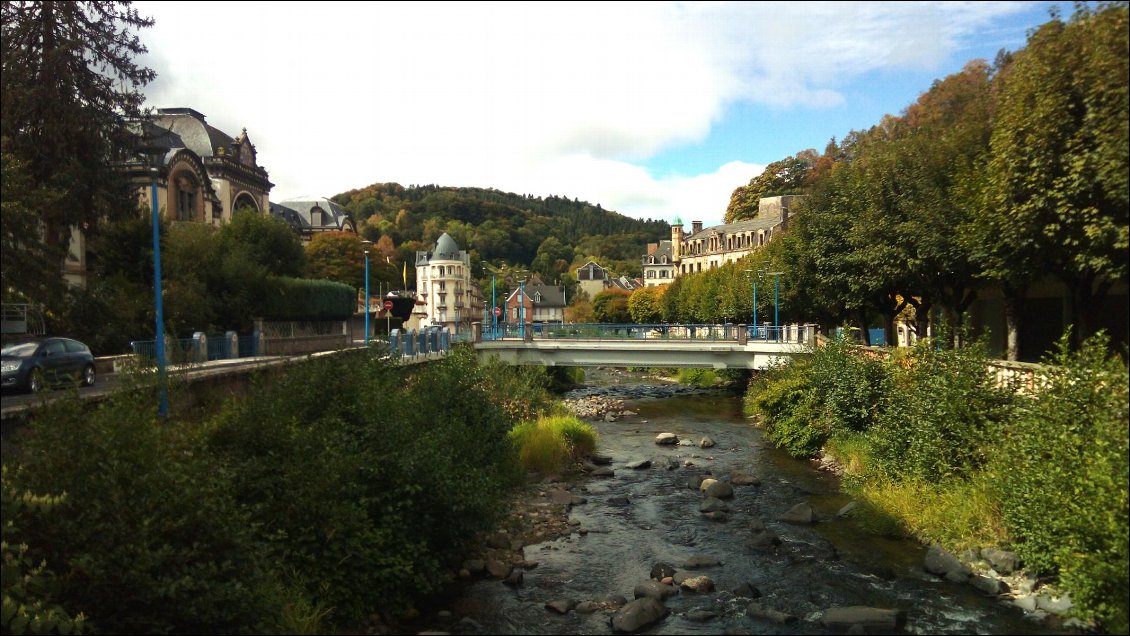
[306,232,367,291]
[1,1,156,307]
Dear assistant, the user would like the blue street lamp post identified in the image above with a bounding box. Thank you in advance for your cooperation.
[362,240,372,346]
[519,279,526,338]
[744,269,758,340]
[491,274,497,340]
[150,168,168,417]
[767,271,783,340]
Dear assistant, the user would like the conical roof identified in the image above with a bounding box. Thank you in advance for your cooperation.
[433,232,461,259]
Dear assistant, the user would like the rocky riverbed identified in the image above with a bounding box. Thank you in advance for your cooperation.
[394,373,1079,635]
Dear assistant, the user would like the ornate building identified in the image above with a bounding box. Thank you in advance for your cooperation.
[414,233,478,334]
[131,107,273,223]
[646,195,801,283]
[64,108,274,287]
[269,197,356,242]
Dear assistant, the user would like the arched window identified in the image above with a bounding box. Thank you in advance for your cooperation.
[173,172,198,222]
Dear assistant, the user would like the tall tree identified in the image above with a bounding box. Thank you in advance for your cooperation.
[724,150,818,223]
[1,1,156,305]
[980,3,1129,354]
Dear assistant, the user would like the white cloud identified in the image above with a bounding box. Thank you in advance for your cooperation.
[133,1,1040,229]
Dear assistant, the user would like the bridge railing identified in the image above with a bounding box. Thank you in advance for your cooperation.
[481,322,816,343]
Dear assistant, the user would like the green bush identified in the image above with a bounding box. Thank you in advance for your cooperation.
[677,367,718,386]
[207,346,524,626]
[745,359,826,457]
[6,394,277,634]
[807,336,889,437]
[260,276,355,320]
[1,468,88,635]
[868,340,1014,482]
[991,334,1129,633]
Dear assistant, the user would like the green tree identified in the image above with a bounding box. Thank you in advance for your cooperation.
[592,288,631,323]
[217,211,306,278]
[724,150,818,223]
[979,4,1129,353]
[627,285,665,323]
[1,1,156,307]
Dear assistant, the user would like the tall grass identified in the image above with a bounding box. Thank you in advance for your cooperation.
[509,415,597,474]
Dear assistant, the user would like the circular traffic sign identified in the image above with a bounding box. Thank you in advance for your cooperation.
[493,306,502,317]
[383,300,394,311]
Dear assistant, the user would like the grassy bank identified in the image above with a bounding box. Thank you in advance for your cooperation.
[744,333,1129,633]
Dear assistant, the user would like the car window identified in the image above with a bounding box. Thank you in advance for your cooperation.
[1,342,38,357]
[43,340,66,355]
[64,339,89,354]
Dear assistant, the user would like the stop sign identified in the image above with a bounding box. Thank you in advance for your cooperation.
[493,306,502,317]
[383,300,394,311]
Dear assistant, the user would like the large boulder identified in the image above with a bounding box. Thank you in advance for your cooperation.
[700,497,730,513]
[924,544,972,583]
[704,481,734,499]
[980,548,1021,575]
[820,606,906,631]
[655,433,679,445]
[611,598,669,634]
[780,502,814,524]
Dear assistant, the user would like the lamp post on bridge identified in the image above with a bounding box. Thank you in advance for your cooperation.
[744,268,761,340]
[518,278,526,339]
[767,271,783,340]
[362,239,372,346]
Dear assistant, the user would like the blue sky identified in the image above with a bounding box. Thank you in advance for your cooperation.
[136,1,1074,229]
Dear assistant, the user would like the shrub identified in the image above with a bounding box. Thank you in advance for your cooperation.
[207,346,525,626]
[991,334,1129,633]
[6,394,276,634]
[260,276,355,320]
[745,359,826,457]
[677,367,718,386]
[868,339,1014,482]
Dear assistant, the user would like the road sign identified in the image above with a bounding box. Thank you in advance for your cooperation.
[493,306,502,317]
[383,300,394,311]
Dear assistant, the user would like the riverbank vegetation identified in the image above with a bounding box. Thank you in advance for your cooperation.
[1,346,565,634]
[509,415,597,475]
[744,333,1129,632]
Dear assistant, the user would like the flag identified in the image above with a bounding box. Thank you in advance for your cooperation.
[402,262,407,290]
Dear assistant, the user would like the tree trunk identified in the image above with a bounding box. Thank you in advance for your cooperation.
[1002,283,1023,362]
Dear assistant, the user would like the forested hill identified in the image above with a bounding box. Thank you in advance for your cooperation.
[331,183,670,270]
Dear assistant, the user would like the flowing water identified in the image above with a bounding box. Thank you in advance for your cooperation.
[437,374,1062,635]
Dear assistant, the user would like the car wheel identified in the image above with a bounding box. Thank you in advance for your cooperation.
[82,364,96,387]
[29,368,45,393]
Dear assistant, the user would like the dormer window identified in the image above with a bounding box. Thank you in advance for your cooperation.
[534,292,542,303]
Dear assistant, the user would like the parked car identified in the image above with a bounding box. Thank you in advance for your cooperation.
[1,337,96,393]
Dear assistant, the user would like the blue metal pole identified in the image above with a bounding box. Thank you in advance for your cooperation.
[519,280,525,338]
[364,250,370,346]
[151,177,168,418]
[774,273,780,340]
[491,274,497,340]
[753,281,758,339]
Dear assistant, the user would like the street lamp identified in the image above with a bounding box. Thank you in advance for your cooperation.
[491,272,498,340]
[151,160,168,417]
[766,271,783,339]
[519,278,526,339]
[744,269,759,340]
[362,239,372,346]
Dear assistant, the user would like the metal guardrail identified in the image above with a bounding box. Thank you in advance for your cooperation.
[481,322,814,344]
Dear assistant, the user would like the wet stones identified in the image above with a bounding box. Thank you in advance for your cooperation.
[633,580,678,601]
[779,502,815,524]
[625,459,652,469]
[924,544,972,583]
[699,496,729,513]
[746,601,797,624]
[679,575,715,593]
[699,435,716,448]
[729,470,761,486]
[649,562,676,579]
[703,480,734,499]
[655,432,679,445]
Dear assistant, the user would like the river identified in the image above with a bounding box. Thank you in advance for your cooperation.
[429,371,1062,635]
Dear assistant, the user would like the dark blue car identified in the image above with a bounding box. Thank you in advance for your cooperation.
[1,337,96,393]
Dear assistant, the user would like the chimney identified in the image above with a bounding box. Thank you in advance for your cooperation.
[647,243,657,256]
[692,220,703,234]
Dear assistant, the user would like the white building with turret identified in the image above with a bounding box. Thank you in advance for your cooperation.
[414,233,478,334]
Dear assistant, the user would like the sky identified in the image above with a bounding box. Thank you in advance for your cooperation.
[135,1,1072,228]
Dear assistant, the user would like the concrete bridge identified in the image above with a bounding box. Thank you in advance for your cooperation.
[470,323,815,369]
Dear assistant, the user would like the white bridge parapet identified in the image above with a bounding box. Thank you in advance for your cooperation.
[473,338,809,369]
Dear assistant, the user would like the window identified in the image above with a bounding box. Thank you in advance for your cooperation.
[534,292,542,302]
[175,173,196,221]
